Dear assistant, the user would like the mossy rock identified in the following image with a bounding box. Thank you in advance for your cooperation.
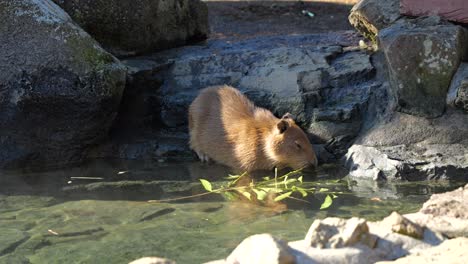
[0,0,126,170]
[52,0,209,57]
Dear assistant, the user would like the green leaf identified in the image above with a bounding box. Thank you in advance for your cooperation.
[298,176,303,183]
[284,178,298,185]
[320,195,333,210]
[253,189,267,201]
[274,191,292,202]
[318,188,329,192]
[331,194,338,198]
[226,174,240,180]
[296,187,308,197]
[262,176,270,181]
[241,191,252,200]
[199,179,213,192]
[222,191,238,201]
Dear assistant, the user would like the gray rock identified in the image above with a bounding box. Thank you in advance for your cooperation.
[0,0,126,170]
[405,184,468,238]
[375,237,468,264]
[226,234,295,264]
[378,17,468,117]
[52,0,209,57]
[305,217,377,249]
[381,212,424,239]
[348,0,401,42]
[344,110,468,181]
[447,63,468,112]
[88,131,192,161]
[94,33,375,161]
[290,221,433,264]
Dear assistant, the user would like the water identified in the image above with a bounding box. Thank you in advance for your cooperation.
[0,160,464,264]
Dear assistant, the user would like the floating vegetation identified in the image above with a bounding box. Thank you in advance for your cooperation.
[199,168,341,210]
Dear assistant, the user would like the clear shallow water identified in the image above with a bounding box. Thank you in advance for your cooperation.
[0,160,465,264]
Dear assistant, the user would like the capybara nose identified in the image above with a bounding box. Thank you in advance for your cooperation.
[310,158,318,168]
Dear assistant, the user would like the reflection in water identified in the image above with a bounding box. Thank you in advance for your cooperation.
[0,159,465,263]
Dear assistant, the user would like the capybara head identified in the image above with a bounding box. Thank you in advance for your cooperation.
[266,113,318,170]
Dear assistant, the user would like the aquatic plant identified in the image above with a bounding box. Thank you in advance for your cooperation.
[199,168,338,210]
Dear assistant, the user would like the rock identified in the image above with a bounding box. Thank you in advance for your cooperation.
[105,33,375,161]
[348,0,400,42]
[305,217,377,249]
[290,222,432,264]
[375,237,468,264]
[289,242,383,264]
[405,184,468,238]
[344,111,468,181]
[226,234,295,264]
[381,212,424,239]
[0,229,28,255]
[52,0,209,57]
[378,17,468,117]
[447,63,468,112]
[88,131,192,161]
[0,0,126,170]
[129,257,176,264]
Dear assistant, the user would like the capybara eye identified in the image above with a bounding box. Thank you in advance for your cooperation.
[295,141,302,150]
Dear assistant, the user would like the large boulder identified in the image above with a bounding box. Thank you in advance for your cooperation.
[0,0,126,169]
[52,0,209,57]
[376,237,468,264]
[343,111,468,181]
[405,184,468,238]
[378,17,468,118]
[348,0,400,42]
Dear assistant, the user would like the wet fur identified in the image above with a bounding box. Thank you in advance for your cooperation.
[189,85,318,171]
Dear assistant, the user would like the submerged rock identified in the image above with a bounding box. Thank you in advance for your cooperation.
[0,229,28,255]
[0,0,126,170]
[52,0,209,57]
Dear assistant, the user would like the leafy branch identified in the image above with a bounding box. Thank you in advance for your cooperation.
[199,168,339,210]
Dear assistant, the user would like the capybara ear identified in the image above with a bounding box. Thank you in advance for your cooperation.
[277,119,290,134]
[281,112,294,120]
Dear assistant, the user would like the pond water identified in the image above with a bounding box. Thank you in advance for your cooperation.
[0,160,464,264]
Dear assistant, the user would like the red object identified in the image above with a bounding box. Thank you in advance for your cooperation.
[401,0,468,24]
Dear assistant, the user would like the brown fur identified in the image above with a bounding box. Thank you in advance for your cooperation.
[188,85,318,172]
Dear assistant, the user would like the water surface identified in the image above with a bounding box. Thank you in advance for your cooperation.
[0,160,464,263]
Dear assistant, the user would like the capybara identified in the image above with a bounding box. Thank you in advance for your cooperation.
[188,85,318,172]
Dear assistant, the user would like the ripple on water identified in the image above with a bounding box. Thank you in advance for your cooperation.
[0,160,464,263]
